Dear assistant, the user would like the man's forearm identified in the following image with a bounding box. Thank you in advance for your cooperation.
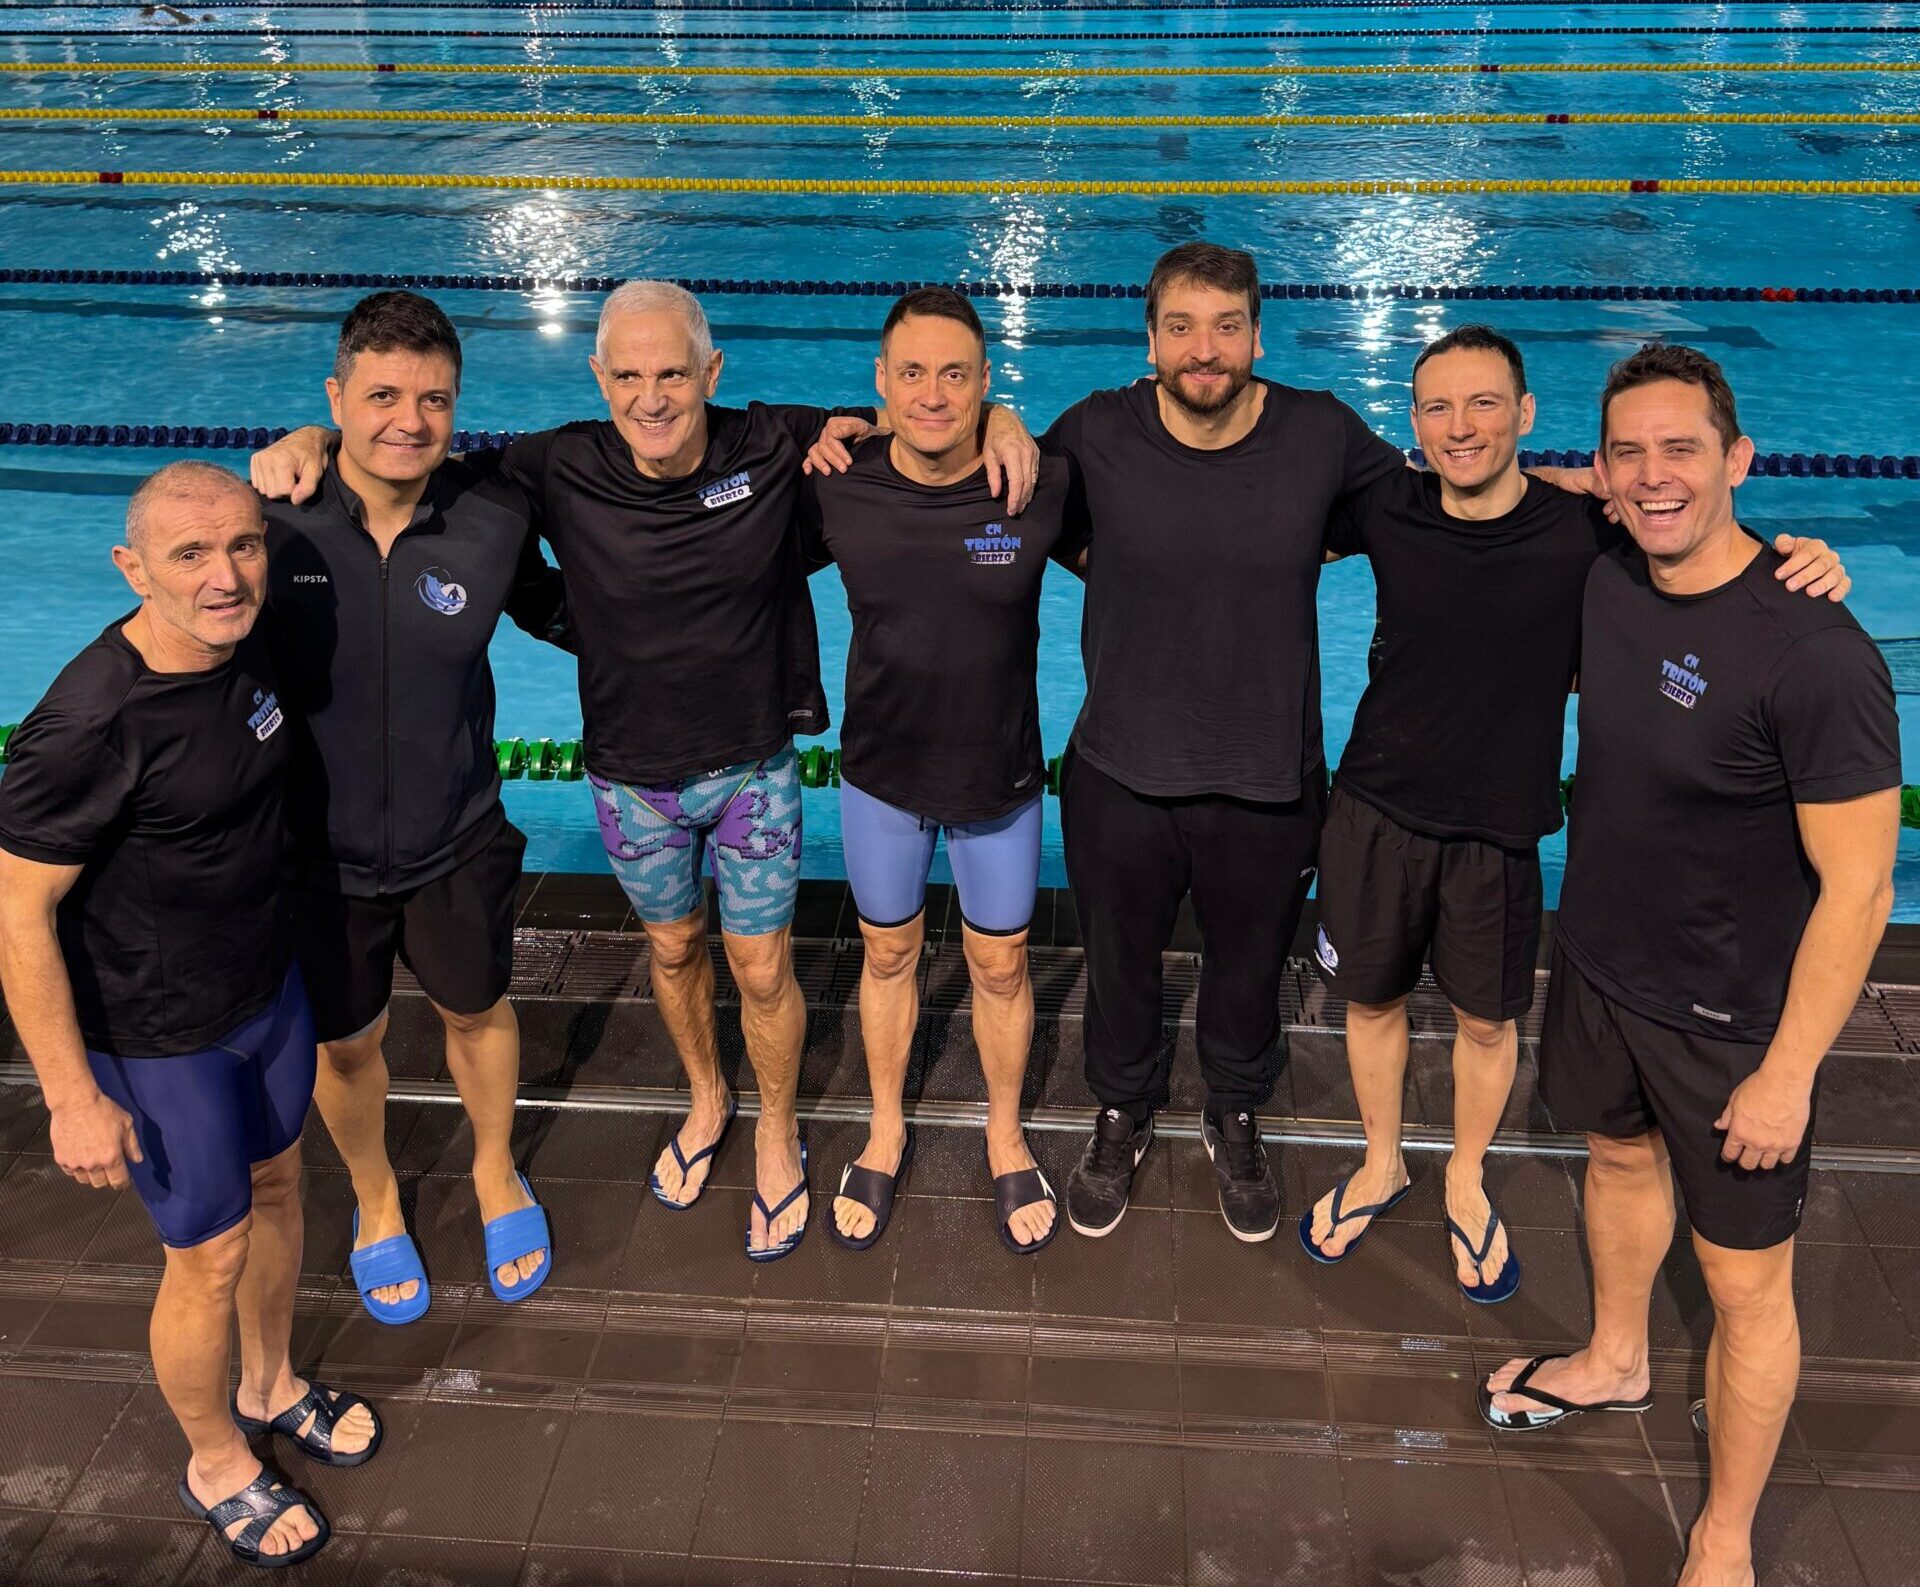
[1761,882,1896,1087]
[0,918,100,1110]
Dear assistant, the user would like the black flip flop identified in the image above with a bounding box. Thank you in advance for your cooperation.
[988,1136,1058,1256]
[1476,1352,1654,1432]
[828,1126,915,1252]
[231,1381,382,1468]
[178,1469,330,1570]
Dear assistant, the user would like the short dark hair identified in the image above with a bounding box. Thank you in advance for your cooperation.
[1145,242,1261,328]
[333,290,462,388]
[1412,323,1527,399]
[880,286,985,353]
[1600,342,1742,452]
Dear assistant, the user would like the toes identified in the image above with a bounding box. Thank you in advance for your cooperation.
[831,1197,872,1239]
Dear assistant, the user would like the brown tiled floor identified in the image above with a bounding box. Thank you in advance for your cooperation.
[4,907,1920,1584]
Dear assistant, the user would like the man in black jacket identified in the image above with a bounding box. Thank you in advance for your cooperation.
[263,293,571,1321]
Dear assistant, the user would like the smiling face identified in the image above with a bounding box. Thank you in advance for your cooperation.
[113,482,268,658]
[876,311,989,468]
[326,346,458,490]
[1148,278,1263,418]
[1411,344,1534,495]
[1598,377,1755,564]
[589,307,722,479]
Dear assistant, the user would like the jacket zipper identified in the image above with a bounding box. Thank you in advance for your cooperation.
[379,552,393,891]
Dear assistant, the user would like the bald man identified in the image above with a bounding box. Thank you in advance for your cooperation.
[0,463,377,1569]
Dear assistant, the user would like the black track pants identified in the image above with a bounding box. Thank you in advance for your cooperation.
[1060,745,1325,1118]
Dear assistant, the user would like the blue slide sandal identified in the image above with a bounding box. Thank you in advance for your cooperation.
[484,1173,554,1304]
[348,1211,431,1326]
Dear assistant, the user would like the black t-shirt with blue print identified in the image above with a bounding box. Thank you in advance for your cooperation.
[0,620,291,1057]
[496,402,851,785]
[801,435,1075,825]
[1557,538,1902,1041]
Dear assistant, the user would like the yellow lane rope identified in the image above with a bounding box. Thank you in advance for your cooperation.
[7,169,1918,194]
[3,59,1920,79]
[7,106,1920,128]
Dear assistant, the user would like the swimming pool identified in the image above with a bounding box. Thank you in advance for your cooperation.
[1,2,1915,913]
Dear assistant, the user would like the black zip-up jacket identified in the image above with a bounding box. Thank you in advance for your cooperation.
[263,460,572,896]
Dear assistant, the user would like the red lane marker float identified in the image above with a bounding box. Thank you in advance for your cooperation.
[257,108,279,119]
[375,62,396,72]
[98,170,122,183]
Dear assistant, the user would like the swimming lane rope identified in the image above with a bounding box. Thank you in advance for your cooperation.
[22,22,1920,37]
[12,107,1920,131]
[3,170,1918,197]
[1,730,1915,824]
[3,60,1916,80]
[2,270,1911,304]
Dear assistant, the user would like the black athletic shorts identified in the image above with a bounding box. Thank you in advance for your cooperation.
[290,818,527,1042]
[1311,786,1542,1023]
[1538,940,1814,1251]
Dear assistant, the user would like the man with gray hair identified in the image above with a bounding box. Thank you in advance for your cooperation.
[0,462,379,1568]
[254,279,1037,1261]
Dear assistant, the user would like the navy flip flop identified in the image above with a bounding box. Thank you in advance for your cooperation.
[747,1137,810,1263]
[1448,1205,1521,1305]
[828,1127,914,1252]
[1297,1176,1412,1265]
[651,1096,739,1210]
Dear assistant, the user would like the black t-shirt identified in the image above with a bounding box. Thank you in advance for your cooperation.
[801,437,1075,824]
[1043,378,1406,802]
[497,402,844,784]
[1329,471,1626,848]
[0,620,291,1058]
[1557,540,1902,1041]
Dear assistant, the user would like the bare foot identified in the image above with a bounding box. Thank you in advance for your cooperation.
[832,1122,908,1241]
[475,1167,544,1290]
[186,1450,321,1560]
[652,1087,733,1206]
[1484,1348,1648,1420]
[1305,1158,1408,1258]
[234,1376,377,1460]
[1676,1515,1756,1587]
[1444,1166,1511,1289]
[352,1181,418,1308]
[987,1129,1054,1247]
[750,1121,808,1254]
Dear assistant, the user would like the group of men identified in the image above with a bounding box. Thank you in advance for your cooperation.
[0,243,1900,1585]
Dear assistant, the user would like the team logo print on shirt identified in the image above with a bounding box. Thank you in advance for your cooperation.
[1659,652,1709,710]
[699,470,753,510]
[415,568,468,616]
[247,688,284,742]
[1315,925,1339,974]
[965,522,1022,566]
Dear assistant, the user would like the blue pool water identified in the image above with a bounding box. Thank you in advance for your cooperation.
[0,3,1916,913]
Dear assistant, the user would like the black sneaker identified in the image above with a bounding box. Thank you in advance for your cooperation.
[1201,1110,1281,1243]
[1066,1107,1154,1238]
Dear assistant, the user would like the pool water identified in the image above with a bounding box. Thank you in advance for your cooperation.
[0,3,1915,913]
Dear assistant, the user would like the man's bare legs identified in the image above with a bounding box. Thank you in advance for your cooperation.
[1487,1129,1672,1416]
[1678,1236,1798,1587]
[833,913,921,1242]
[166,1144,370,1558]
[645,910,731,1205]
[724,924,808,1251]
[1307,996,1412,1254]
[1444,1008,1517,1287]
[967,925,1053,1246]
[316,994,541,1303]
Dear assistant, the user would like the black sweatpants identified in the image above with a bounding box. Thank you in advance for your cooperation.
[1060,745,1325,1118]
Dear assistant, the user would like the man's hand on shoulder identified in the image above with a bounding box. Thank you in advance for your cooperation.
[249,425,336,504]
[1529,463,1621,523]
[802,414,877,478]
[982,405,1039,516]
[1772,534,1851,602]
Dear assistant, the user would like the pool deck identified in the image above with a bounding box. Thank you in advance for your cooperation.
[3,876,1920,1586]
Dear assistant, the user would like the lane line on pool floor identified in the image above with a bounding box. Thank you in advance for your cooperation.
[6,59,1920,79]
[10,107,1920,130]
[5,170,1920,197]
